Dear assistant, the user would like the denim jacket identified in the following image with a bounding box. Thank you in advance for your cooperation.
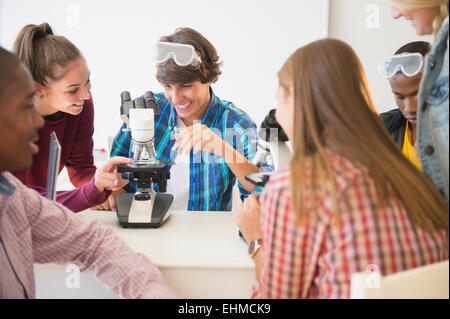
[417,16,449,204]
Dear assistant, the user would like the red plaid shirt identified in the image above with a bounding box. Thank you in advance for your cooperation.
[253,153,448,298]
[0,172,178,299]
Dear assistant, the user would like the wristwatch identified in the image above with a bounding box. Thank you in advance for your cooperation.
[248,238,262,259]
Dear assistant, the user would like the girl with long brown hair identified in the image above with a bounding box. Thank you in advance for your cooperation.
[12,23,131,212]
[236,38,448,298]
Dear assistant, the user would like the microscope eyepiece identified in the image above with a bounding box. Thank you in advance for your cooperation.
[259,108,289,142]
[144,91,154,101]
[134,97,146,109]
[144,91,159,115]
[121,91,131,102]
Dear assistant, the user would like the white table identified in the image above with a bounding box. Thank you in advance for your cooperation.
[34,209,255,299]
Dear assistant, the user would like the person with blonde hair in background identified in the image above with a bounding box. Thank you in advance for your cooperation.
[235,39,448,299]
[391,0,449,204]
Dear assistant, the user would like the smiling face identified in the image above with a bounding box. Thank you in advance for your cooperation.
[391,5,440,35]
[36,56,91,116]
[389,71,422,127]
[162,81,211,126]
[0,64,44,172]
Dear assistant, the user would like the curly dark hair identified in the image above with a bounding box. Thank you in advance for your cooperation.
[394,41,431,56]
[156,27,222,85]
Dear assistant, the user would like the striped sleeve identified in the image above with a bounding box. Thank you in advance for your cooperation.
[16,176,178,299]
[232,112,259,199]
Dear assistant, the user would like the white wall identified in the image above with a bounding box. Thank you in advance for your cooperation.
[328,0,431,114]
[2,0,428,148]
[1,0,329,149]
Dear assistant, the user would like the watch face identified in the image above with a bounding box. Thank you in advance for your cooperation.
[248,240,255,254]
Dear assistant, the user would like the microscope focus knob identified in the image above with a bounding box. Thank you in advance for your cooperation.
[121,172,134,180]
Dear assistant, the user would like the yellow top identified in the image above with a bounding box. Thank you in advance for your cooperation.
[402,121,422,171]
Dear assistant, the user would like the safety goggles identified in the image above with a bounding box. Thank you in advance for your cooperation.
[377,52,424,78]
[154,41,202,68]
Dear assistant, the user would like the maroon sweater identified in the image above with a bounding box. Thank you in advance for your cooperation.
[13,96,110,212]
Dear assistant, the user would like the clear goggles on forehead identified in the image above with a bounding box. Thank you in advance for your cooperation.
[377,52,424,79]
[154,41,202,68]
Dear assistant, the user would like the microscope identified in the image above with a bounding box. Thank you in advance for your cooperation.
[115,91,174,228]
[255,109,291,170]
[246,109,292,187]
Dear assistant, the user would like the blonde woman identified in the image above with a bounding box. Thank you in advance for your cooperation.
[391,0,449,204]
[235,39,448,299]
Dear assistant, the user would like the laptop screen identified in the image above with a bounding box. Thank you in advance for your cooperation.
[45,131,61,201]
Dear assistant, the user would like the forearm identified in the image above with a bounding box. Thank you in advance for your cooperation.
[253,249,263,281]
[222,141,260,192]
[67,165,96,188]
[31,196,177,298]
[19,178,108,212]
[58,179,110,212]
[75,225,178,299]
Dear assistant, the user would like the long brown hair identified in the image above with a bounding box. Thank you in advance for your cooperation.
[12,23,81,85]
[278,38,448,231]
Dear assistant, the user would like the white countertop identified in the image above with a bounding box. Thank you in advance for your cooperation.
[47,161,255,298]
[77,209,254,270]
[35,209,256,298]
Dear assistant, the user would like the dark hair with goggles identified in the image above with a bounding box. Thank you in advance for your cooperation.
[155,27,222,85]
[377,41,431,79]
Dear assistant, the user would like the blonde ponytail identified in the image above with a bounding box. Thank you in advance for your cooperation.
[432,4,449,39]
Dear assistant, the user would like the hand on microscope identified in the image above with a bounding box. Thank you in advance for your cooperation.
[90,156,132,211]
[234,193,262,244]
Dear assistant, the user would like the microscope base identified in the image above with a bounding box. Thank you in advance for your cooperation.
[116,193,173,228]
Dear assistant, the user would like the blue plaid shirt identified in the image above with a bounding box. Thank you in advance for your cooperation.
[111,88,258,211]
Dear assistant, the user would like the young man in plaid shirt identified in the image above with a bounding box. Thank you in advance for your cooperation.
[98,28,260,212]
